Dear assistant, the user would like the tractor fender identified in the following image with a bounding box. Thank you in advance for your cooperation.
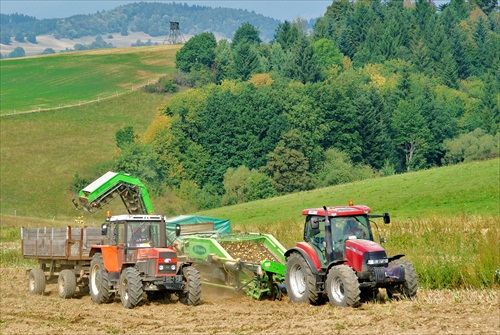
[325,259,347,274]
[89,246,120,273]
[177,261,194,274]
[388,254,405,262]
[285,244,321,275]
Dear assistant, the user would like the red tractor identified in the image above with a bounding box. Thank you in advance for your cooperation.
[285,204,417,307]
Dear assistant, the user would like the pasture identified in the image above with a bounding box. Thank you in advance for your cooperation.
[0,45,180,114]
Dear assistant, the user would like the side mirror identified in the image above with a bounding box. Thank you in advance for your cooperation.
[175,224,181,237]
[383,212,390,224]
[310,217,319,230]
[101,223,108,236]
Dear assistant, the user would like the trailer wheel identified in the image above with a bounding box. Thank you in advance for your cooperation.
[285,252,320,304]
[179,266,201,306]
[326,265,360,307]
[89,253,113,304]
[119,267,144,309]
[28,268,46,295]
[387,259,418,300]
[58,269,76,299]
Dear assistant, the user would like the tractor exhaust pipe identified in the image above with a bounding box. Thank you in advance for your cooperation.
[323,206,333,263]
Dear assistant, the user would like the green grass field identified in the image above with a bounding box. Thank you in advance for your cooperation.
[0,45,180,113]
[0,90,170,219]
[200,159,500,226]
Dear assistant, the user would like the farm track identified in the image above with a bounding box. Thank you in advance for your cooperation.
[0,88,132,117]
[1,267,498,335]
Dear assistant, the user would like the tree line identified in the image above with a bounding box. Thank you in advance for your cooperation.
[92,0,499,211]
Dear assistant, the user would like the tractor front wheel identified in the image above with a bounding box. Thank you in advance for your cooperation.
[89,253,113,304]
[387,259,418,300]
[326,265,360,307]
[285,252,320,304]
[119,267,144,309]
[179,266,201,306]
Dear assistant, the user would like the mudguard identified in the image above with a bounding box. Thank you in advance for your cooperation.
[89,246,120,273]
[285,242,322,274]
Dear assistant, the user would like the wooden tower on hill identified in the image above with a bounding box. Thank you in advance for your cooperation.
[163,21,186,44]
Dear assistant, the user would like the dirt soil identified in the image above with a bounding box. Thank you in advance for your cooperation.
[0,267,498,335]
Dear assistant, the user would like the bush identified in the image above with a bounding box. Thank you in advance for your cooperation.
[40,48,56,55]
[442,129,499,164]
[314,148,375,187]
[8,46,25,58]
[142,76,178,94]
[222,166,276,205]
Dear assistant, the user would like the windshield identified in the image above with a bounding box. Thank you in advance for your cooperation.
[305,215,371,261]
[128,221,161,247]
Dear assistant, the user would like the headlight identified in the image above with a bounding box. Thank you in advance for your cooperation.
[367,259,388,265]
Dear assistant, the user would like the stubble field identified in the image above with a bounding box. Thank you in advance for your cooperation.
[1,267,498,335]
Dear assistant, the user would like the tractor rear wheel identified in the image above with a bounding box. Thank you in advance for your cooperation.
[58,269,76,299]
[89,253,113,304]
[326,265,360,307]
[285,252,321,304]
[387,259,418,300]
[119,267,144,309]
[179,266,201,306]
[28,268,46,295]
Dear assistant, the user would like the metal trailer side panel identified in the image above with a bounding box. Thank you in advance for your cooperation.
[21,226,104,260]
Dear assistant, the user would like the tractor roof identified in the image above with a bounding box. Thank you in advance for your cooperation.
[302,205,371,217]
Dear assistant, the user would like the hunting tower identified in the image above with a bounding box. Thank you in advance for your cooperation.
[164,21,185,44]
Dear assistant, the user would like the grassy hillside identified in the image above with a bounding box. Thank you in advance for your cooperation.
[0,91,170,219]
[200,158,500,226]
[0,45,181,219]
[0,45,181,114]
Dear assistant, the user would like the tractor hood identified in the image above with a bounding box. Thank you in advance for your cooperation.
[345,238,385,254]
[345,239,387,272]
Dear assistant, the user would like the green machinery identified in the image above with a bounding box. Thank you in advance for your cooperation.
[173,230,287,300]
[74,171,154,214]
[75,171,287,300]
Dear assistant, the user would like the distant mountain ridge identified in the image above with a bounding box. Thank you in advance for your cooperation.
[1,2,315,47]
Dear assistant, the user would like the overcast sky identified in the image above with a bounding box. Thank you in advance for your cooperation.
[0,0,337,21]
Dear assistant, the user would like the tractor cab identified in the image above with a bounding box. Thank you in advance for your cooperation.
[101,214,166,248]
[304,213,373,264]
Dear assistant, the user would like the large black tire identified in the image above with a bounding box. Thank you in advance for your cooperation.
[119,267,144,309]
[89,253,113,304]
[326,265,360,307]
[285,252,321,304]
[58,269,77,299]
[28,268,46,295]
[386,259,418,300]
[179,266,201,306]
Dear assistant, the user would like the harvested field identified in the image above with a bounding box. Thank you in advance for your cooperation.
[0,267,498,335]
